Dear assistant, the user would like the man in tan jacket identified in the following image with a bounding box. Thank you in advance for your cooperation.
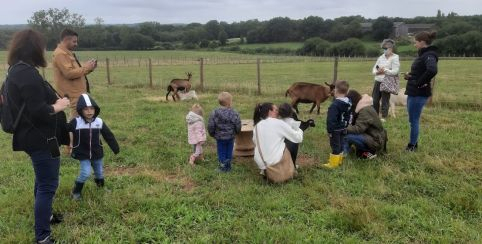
[53,28,97,119]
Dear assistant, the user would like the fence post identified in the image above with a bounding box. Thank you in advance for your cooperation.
[257,58,261,95]
[106,58,111,85]
[199,58,204,92]
[333,56,339,83]
[148,58,153,88]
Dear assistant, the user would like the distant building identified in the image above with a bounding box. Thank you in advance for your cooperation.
[393,22,436,38]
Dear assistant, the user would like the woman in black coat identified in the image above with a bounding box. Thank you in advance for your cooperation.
[6,29,70,244]
[403,31,438,151]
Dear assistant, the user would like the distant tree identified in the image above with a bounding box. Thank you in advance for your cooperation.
[372,16,393,41]
[139,22,162,41]
[205,20,221,40]
[438,21,476,38]
[121,33,154,50]
[28,8,85,48]
[218,28,228,45]
[300,16,325,40]
[94,17,104,26]
[260,17,298,42]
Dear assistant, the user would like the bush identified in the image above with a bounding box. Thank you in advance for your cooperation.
[365,47,380,57]
[182,42,199,50]
[328,38,365,56]
[199,39,210,48]
[208,41,220,49]
[435,31,482,56]
[300,37,331,56]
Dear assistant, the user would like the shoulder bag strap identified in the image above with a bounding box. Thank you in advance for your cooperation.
[254,126,268,168]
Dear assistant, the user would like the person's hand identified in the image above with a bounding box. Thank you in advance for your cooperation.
[84,60,97,71]
[403,72,411,80]
[53,97,70,113]
[376,67,385,75]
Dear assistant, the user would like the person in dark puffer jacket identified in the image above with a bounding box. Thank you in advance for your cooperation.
[67,93,119,200]
[403,31,438,152]
[208,92,241,172]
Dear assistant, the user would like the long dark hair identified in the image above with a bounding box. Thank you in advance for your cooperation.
[7,29,47,67]
[346,90,362,125]
[253,102,274,125]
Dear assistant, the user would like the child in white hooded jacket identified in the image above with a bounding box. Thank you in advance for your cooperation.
[186,104,207,166]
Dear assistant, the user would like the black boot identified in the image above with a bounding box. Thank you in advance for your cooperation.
[94,178,104,187]
[405,143,418,152]
[71,181,84,200]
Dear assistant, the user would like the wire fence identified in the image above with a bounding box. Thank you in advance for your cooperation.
[1,56,481,109]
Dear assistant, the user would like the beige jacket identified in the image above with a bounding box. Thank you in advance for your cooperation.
[52,44,92,103]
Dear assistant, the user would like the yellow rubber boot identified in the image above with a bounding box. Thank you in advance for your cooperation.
[322,153,342,169]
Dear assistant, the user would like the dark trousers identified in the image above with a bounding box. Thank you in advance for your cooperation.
[372,81,390,118]
[27,150,60,241]
[329,130,345,154]
[216,139,234,171]
[284,139,299,166]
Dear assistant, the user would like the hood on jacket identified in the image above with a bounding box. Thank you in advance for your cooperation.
[355,94,373,113]
[418,45,439,60]
[186,111,204,124]
[77,93,100,121]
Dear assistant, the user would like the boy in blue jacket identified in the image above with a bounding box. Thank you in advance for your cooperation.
[67,94,119,200]
[323,80,351,169]
[208,92,241,172]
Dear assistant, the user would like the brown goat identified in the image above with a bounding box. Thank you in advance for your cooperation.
[166,72,192,101]
[285,82,335,114]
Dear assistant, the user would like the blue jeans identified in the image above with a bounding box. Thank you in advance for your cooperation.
[76,158,104,183]
[27,150,60,241]
[343,134,369,154]
[216,139,234,171]
[407,96,429,145]
[329,131,345,154]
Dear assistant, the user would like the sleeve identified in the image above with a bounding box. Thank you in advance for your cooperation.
[234,111,241,134]
[346,110,372,134]
[207,111,216,137]
[326,104,338,133]
[372,57,381,75]
[17,68,55,123]
[385,55,400,76]
[280,120,303,143]
[66,118,77,132]
[416,55,438,87]
[54,53,91,80]
[101,121,120,154]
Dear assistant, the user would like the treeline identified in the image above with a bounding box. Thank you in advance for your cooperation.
[0,8,481,56]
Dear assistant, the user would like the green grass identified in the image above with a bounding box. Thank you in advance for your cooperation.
[0,51,481,243]
[236,42,304,50]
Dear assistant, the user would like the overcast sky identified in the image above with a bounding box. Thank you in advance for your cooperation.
[1,0,480,25]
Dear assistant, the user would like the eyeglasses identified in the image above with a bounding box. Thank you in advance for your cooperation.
[382,47,388,50]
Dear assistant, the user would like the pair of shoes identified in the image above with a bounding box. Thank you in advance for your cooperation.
[405,143,418,152]
[50,213,63,225]
[71,181,84,200]
[360,151,377,159]
[37,235,55,244]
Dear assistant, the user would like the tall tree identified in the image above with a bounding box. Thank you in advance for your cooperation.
[372,16,393,41]
[28,8,85,49]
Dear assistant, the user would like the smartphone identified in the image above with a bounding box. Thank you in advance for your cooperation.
[47,137,60,158]
[376,65,380,69]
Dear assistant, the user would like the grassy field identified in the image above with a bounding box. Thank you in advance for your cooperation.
[0,51,481,243]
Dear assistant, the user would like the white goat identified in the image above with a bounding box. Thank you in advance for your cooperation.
[388,88,407,118]
[178,90,198,101]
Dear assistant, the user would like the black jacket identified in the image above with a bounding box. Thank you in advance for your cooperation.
[67,94,119,160]
[405,46,439,97]
[8,63,64,152]
[326,97,351,133]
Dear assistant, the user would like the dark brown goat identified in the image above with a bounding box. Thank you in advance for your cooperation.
[285,82,335,114]
[166,72,192,101]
